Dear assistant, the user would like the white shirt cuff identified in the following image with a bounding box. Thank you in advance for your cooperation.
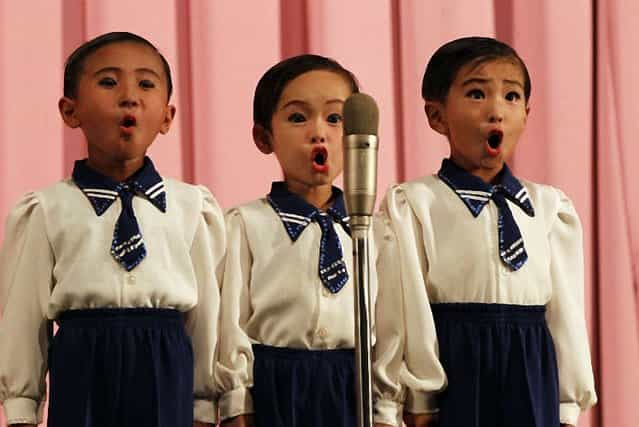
[2,397,44,425]
[559,402,581,425]
[373,398,402,426]
[219,387,254,420]
[194,398,218,424]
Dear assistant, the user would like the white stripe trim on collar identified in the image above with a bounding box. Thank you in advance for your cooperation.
[145,181,164,195]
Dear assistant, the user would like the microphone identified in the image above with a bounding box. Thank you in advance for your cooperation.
[342,92,379,427]
[343,93,380,225]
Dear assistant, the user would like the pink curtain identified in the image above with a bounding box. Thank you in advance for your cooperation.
[0,1,637,426]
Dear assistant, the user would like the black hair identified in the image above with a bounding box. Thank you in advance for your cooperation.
[253,54,359,131]
[422,36,531,103]
[63,31,173,100]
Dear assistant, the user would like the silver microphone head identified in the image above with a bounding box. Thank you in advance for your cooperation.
[343,93,380,222]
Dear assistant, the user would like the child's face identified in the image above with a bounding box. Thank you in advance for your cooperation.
[59,42,175,165]
[426,59,529,183]
[255,70,352,195]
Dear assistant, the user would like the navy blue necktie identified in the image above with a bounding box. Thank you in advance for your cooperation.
[110,183,147,271]
[72,157,166,271]
[267,181,350,293]
[492,187,528,270]
[438,159,534,271]
[316,211,349,293]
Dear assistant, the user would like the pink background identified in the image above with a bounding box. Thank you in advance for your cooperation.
[0,1,637,426]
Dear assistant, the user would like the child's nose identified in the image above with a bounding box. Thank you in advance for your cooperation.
[119,83,140,108]
[119,97,139,108]
[487,101,504,123]
[310,119,328,143]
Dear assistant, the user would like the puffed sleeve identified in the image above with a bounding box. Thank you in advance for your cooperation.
[545,189,597,425]
[184,186,226,424]
[0,193,54,425]
[215,208,255,420]
[372,211,405,426]
[372,185,447,426]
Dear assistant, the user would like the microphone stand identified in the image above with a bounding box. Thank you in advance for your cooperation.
[344,132,378,427]
[351,215,374,427]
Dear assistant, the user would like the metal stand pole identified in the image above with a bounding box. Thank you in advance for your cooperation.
[352,217,373,427]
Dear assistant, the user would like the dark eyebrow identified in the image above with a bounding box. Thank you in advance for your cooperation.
[461,77,489,86]
[135,68,162,79]
[93,67,121,77]
[280,100,308,110]
[93,67,162,80]
[280,99,345,110]
[462,77,524,90]
[503,79,524,89]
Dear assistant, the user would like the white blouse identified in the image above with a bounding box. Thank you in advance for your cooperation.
[372,175,597,426]
[0,178,225,425]
[215,198,378,421]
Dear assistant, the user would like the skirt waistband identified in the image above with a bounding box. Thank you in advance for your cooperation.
[56,308,184,328]
[431,303,546,323]
[253,343,354,362]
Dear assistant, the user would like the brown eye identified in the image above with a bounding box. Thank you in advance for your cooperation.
[466,89,484,99]
[99,77,117,88]
[327,113,342,124]
[505,91,521,102]
[288,113,306,123]
[139,80,155,89]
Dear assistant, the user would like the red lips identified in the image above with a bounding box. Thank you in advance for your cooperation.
[311,146,329,172]
[485,129,503,157]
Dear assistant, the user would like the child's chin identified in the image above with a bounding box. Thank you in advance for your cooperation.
[480,155,504,168]
[309,173,334,185]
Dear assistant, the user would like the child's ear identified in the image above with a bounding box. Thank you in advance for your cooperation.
[253,124,273,154]
[159,104,177,135]
[424,101,448,136]
[58,97,81,128]
[525,104,531,122]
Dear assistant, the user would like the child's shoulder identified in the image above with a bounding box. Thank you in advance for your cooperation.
[225,197,271,221]
[383,174,448,206]
[21,178,82,208]
[2,179,77,229]
[164,178,222,213]
[519,179,572,211]
[164,178,208,200]
[518,179,582,228]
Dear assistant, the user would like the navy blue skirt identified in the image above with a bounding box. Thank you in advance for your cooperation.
[251,344,356,427]
[432,303,560,427]
[47,308,193,427]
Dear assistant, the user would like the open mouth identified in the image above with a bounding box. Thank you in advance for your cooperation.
[488,131,502,148]
[120,115,137,134]
[486,130,503,156]
[311,146,329,172]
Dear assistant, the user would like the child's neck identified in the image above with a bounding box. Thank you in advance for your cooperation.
[86,155,146,183]
[286,181,334,211]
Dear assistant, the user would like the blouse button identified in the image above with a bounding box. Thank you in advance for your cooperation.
[317,328,328,339]
[126,274,136,285]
